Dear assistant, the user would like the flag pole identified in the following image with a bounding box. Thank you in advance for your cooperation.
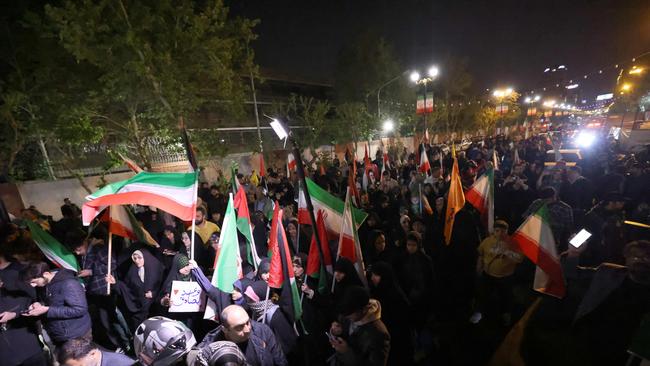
[290,138,328,289]
[106,231,112,295]
[332,187,350,293]
[262,285,270,324]
[190,174,198,263]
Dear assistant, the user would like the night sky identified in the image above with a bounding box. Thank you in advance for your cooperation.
[229,0,650,95]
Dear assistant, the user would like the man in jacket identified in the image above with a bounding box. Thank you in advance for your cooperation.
[196,304,287,366]
[24,268,92,346]
[330,286,391,366]
[57,337,136,366]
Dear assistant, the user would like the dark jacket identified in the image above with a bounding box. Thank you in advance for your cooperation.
[44,269,91,343]
[198,320,287,366]
[336,299,391,366]
[0,262,42,366]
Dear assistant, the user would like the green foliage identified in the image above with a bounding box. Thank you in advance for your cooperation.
[332,102,375,144]
[272,94,331,151]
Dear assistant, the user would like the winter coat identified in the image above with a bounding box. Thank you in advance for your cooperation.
[0,262,42,365]
[43,269,91,343]
[198,320,287,366]
[335,299,390,366]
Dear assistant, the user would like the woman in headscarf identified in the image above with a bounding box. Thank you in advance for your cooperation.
[243,280,297,357]
[180,231,213,274]
[363,230,396,267]
[370,261,415,365]
[108,248,163,332]
[332,257,364,308]
[393,232,436,351]
[286,218,308,255]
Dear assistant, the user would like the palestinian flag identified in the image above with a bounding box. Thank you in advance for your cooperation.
[82,172,198,226]
[444,148,466,245]
[268,204,303,323]
[102,205,159,246]
[465,168,495,233]
[234,187,261,269]
[306,210,333,293]
[336,189,367,287]
[298,178,368,239]
[205,193,243,319]
[25,220,79,272]
[511,205,566,298]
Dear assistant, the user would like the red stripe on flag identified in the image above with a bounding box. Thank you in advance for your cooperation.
[511,231,566,298]
[83,191,195,223]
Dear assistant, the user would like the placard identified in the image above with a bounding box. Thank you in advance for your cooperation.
[169,280,206,313]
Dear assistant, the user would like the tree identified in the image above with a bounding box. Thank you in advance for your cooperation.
[332,102,374,154]
[271,94,331,156]
[53,0,255,167]
[476,104,499,135]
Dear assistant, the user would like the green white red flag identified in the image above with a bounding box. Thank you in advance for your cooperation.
[465,168,495,233]
[336,188,367,287]
[268,204,303,323]
[297,178,368,239]
[82,171,197,225]
[306,210,333,293]
[101,205,159,247]
[25,220,79,272]
[511,205,566,298]
[205,193,243,319]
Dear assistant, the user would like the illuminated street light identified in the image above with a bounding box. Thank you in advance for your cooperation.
[621,83,632,92]
[534,95,541,102]
[410,71,421,83]
[428,66,440,78]
[382,119,395,133]
[629,66,645,75]
[524,97,532,103]
[270,119,289,140]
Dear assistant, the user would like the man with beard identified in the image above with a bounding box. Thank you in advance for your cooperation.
[194,206,220,246]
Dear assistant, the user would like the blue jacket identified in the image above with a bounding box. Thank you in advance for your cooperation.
[198,321,287,366]
[44,269,91,343]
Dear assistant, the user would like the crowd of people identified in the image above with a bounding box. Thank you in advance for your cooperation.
[1,133,649,366]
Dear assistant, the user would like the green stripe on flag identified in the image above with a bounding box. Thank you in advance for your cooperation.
[90,172,197,197]
[306,178,368,226]
[25,221,79,272]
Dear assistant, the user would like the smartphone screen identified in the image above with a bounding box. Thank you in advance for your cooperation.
[570,229,592,248]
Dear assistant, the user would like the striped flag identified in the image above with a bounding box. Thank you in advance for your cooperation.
[102,205,159,246]
[287,153,297,176]
[419,145,430,174]
[268,204,303,323]
[234,187,261,269]
[298,178,368,239]
[336,189,367,287]
[511,205,566,298]
[25,220,79,272]
[205,194,243,319]
[444,147,466,245]
[259,154,266,177]
[82,172,198,225]
[465,168,495,233]
[306,210,333,294]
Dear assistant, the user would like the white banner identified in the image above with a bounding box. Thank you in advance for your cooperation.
[169,280,206,313]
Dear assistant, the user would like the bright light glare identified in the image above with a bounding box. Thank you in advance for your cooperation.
[576,131,596,148]
[524,97,532,103]
[505,87,513,95]
[629,67,644,75]
[621,83,632,92]
[534,95,541,101]
[270,119,288,140]
[382,119,395,132]
[493,90,504,97]
[410,71,421,82]
[566,83,579,89]
[428,66,439,78]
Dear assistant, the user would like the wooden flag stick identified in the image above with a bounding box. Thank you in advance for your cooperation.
[106,232,112,295]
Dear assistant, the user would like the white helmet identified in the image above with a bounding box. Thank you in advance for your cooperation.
[134,316,196,365]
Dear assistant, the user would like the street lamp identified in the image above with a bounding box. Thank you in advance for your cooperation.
[629,66,645,75]
[382,119,395,133]
[492,87,515,134]
[411,65,440,132]
[621,83,632,94]
[375,70,412,119]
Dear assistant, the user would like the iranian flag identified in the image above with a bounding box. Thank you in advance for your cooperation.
[336,188,367,288]
[298,178,368,239]
[287,153,297,176]
[465,168,495,233]
[25,220,79,272]
[101,205,159,247]
[268,204,303,323]
[419,145,431,174]
[233,187,261,269]
[82,172,197,226]
[511,205,566,298]
[205,193,243,319]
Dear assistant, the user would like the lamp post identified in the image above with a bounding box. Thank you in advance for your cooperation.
[492,87,515,134]
[269,118,328,281]
[411,66,440,132]
[376,70,411,119]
